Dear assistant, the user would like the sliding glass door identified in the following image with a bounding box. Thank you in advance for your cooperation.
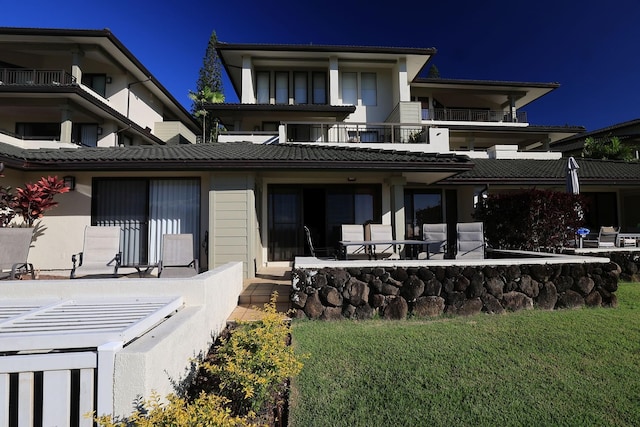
[267,184,381,261]
[93,178,200,265]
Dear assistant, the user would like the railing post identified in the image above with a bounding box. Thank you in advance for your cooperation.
[97,341,123,418]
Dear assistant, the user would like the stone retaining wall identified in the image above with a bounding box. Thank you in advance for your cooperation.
[599,252,640,282]
[290,262,620,320]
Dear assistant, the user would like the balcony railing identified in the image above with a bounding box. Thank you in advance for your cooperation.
[423,108,527,123]
[0,68,76,86]
[282,122,429,144]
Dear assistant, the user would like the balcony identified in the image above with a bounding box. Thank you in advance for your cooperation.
[423,108,527,123]
[281,122,430,144]
[0,68,76,86]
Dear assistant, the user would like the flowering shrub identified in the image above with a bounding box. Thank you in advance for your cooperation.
[0,176,68,227]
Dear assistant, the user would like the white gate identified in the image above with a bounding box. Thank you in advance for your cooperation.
[0,297,183,426]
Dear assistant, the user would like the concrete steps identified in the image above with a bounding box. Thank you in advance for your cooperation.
[228,267,292,322]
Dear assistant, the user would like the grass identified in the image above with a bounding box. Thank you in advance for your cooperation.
[288,283,640,427]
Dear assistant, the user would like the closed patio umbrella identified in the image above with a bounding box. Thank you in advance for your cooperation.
[566,156,580,195]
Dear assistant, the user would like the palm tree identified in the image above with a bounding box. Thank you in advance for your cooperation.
[188,86,224,143]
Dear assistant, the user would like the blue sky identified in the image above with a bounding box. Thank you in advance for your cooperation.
[3,0,640,131]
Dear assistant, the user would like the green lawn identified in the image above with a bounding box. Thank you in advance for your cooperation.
[289,283,640,427]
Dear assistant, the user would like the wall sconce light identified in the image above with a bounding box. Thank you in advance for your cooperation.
[347,177,356,182]
[63,176,76,191]
[97,127,103,135]
[106,76,112,84]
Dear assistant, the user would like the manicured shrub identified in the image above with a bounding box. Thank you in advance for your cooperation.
[474,189,587,251]
[94,293,305,426]
[94,391,258,427]
[204,293,307,416]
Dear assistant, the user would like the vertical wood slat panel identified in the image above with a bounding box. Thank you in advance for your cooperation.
[0,374,8,427]
[18,372,33,427]
[42,370,71,425]
[78,368,95,427]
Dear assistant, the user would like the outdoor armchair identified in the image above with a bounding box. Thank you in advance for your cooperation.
[456,222,485,259]
[304,226,336,259]
[365,223,399,260]
[158,233,199,278]
[339,224,368,259]
[419,223,447,260]
[582,226,619,248]
[0,228,35,280]
[70,226,122,279]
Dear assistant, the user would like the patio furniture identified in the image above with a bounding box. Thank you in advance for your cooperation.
[365,223,399,259]
[304,225,336,259]
[418,223,447,260]
[583,226,619,248]
[339,224,368,259]
[70,226,122,279]
[456,222,485,259]
[158,233,199,278]
[0,228,35,280]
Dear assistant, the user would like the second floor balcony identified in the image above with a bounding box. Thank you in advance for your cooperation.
[0,68,76,86]
[281,122,430,144]
[423,108,527,123]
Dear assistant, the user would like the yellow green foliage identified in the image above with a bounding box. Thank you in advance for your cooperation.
[94,292,306,425]
[205,293,307,415]
[93,391,261,426]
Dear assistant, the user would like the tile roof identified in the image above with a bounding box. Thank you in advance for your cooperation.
[0,142,472,172]
[440,158,640,185]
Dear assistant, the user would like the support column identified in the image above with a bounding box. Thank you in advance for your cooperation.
[241,56,255,103]
[71,49,84,84]
[386,176,407,240]
[509,95,517,122]
[329,56,339,105]
[60,107,72,144]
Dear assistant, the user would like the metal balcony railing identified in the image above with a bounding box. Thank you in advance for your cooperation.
[282,122,429,144]
[0,68,76,86]
[423,108,527,123]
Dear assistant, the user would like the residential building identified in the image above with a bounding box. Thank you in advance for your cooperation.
[0,27,199,148]
[1,31,639,279]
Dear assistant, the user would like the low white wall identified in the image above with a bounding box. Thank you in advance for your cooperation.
[0,261,244,419]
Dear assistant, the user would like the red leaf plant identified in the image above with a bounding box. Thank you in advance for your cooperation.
[2,176,69,227]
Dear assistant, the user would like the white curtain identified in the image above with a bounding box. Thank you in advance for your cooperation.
[148,179,200,264]
[342,72,357,105]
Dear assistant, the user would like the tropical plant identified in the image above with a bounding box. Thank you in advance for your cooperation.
[0,175,68,227]
[582,135,635,161]
[188,86,225,143]
[474,189,587,251]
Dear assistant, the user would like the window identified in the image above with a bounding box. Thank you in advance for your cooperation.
[312,72,326,104]
[72,123,98,147]
[404,190,443,239]
[275,72,288,104]
[342,72,357,105]
[256,71,270,103]
[15,122,60,139]
[361,72,377,106]
[93,178,200,265]
[294,72,308,104]
[81,74,107,97]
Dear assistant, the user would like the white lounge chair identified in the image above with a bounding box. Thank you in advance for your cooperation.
[71,226,121,278]
[340,224,368,259]
[456,222,485,259]
[0,228,35,280]
[158,234,199,278]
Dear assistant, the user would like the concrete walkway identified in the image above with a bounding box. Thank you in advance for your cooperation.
[227,267,292,322]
